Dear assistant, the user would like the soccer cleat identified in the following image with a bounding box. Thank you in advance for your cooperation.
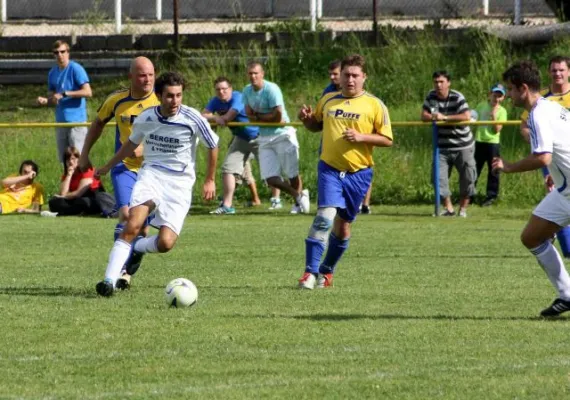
[540,298,570,317]
[316,273,333,288]
[360,205,371,215]
[297,189,310,214]
[298,272,316,290]
[481,197,496,207]
[290,204,301,214]
[269,197,283,210]
[124,239,144,277]
[457,208,467,218]
[439,209,455,217]
[209,205,236,215]
[96,279,114,297]
[115,273,131,290]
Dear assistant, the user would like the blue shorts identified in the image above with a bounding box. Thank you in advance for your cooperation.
[317,160,373,222]
[111,163,138,209]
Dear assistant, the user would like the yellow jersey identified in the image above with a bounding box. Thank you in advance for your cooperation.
[96,89,160,171]
[521,87,570,122]
[314,91,393,172]
[0,178,44,214]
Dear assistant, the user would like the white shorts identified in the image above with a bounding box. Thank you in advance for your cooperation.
[533,190,570,227]
[130,166,195,236]
[256,127,300,180]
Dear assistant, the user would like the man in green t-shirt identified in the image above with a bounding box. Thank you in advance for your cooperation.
[473,83,507,206]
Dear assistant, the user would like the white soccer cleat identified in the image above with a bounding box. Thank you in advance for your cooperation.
[297,189,310,214]
[40,211,58,217]
[298,272,316,290]
[290,204,301,214]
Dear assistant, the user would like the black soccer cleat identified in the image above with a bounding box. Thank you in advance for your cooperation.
[540,298,570,317]
[115,274,131,290]
[95,280,114,297]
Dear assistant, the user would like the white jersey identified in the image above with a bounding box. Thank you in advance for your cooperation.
[130,105,219,177]
[529,98,570,197]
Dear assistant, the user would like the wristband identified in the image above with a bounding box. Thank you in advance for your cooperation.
[62,91,67,98]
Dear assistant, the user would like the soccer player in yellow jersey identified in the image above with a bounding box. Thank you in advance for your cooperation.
[79,56,160,289]
[519,55,570,259]
[297,54,393,289]
[0,160,44,215]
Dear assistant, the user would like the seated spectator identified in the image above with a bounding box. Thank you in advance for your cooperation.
[0,160,44,214]
[48,146,102,216]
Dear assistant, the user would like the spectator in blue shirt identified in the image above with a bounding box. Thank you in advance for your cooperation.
[321,59,341,97]
[202,76,261,214]
[37,40,92,163]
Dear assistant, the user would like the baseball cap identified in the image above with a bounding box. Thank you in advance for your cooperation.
[491,83,506,95]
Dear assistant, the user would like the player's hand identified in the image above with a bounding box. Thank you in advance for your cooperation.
[433,112,447,121]
[545,174,555,192]
[202,179,216,201]
[27,170,36,180]
[133,144,144,158]
[49,93,62,105]
[78,154,91,172]
[95,165,110,177]
[298,105,313,121]
[36,96,48,106]
[342,128,363,143]
[491,157,507,174]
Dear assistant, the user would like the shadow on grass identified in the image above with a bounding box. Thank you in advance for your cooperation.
[0,286,97,299]
[288,313,567,322]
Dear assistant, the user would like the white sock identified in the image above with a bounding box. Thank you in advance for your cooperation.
[105,240,132,285]
[134,235,159,254]
[531,241,570,300]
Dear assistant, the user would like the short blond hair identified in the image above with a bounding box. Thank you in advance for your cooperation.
[52,40,70,51]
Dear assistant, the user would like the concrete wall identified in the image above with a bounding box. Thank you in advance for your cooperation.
[5,0,553,20]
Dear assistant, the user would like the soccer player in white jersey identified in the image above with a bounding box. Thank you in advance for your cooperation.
[94,72,219,297]
[492,61,570,317]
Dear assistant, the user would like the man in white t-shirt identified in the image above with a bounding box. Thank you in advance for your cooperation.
[493,60,570,317]
[94,71,219,297]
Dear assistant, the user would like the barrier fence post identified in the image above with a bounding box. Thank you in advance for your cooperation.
[432,121,440,217]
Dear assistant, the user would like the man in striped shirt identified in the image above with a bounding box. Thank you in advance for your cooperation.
[421,70,476,217]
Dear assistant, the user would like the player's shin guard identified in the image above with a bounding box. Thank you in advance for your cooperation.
[319,234,349,275]
[114,223,124,241]
[305,237,326,274]
[105,239,132,285]
[557,226,570,258]
[530,241,570,300]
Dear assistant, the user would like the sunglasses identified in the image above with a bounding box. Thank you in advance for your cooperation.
[53,50,68,55]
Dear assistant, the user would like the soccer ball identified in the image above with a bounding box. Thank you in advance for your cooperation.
[165,278,198,308]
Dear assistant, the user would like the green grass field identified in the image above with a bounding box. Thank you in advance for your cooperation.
[2,205,569,399]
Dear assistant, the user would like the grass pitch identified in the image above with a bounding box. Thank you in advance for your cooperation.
[1,205,569,399]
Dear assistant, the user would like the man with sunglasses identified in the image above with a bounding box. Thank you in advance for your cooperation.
[37,40,92,163]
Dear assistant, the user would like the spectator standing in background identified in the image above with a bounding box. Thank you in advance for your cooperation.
[421,70,476,217]
[36,40,92,162]
[473,84,507,206]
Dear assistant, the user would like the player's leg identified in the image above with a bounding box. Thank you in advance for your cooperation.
[360,178,373,215]
[212,137,246,214]
[523,191,570,316]
[317,166,373,288]
[276,132,310,213]
[474,141,485,200]
[300,161,341,289]
[456,146,476,217]
[111,164,137,240]
[96,202,153,296]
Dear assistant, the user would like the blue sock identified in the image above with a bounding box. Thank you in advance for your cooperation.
[319,234,349,275]
[114,223,124,241]
[305,237,326,274]
[558,226,570,258]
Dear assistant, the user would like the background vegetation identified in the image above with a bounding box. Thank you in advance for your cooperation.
[2,28,569,207]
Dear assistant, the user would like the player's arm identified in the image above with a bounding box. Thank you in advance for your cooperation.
[203,147,218,201]
[492,152,551,174]
[16,203,41,214]
[420,109,433,122]
[63,179,92,199]
[298,105,322,132]
[79,117,107,171]
[2,172,35,187]
[256,105,282,123]
[444,109,471,122]
[96,140,138,176]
